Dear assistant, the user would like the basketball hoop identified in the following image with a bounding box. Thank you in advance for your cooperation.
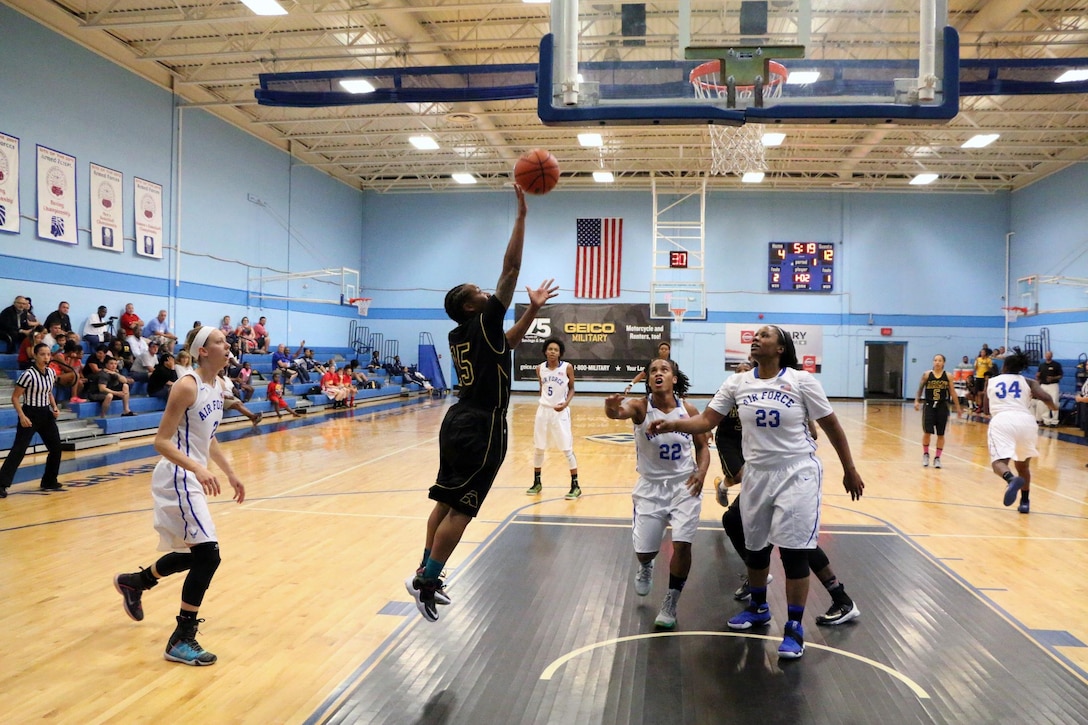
[690,60,787,176]
[1002,306,1028,323]
[348,297,372,317]
[669,306,687,326]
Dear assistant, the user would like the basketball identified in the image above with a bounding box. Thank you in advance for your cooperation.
[513,149,560,195]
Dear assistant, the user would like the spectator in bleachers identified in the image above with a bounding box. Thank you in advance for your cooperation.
[0,343,64,497]
[87,356,135,417]
[44,301,72,334]
[345,359,378,389]
[271,343,298,384]
[253,316,269,354]
[119,303,143,339]
[108,338,135,377]
[339,363,356,407]
[18,326,47,370]
[0,295,33,353]
[219,316,236,345]
[266,372,300,418]
[147,353,178,400]
[367,350,382,372]
[234,317,257,354]
[84,345,111,379]
[292,343,322,384]
[62,341,87,402]
[83,305,116,348]
[145,309,178,352]
[230,361,255,403]
[129,334,160,383]
[42,321,65,353]
[48,345,78,405]
[321,361,350,408]
[174,349,194,378]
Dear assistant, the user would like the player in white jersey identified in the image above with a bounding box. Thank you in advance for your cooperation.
[527,337,580,499]
[649,325,864,659]
[112,326,245,666]
[604,358,709,631]
[986,350,1057,513]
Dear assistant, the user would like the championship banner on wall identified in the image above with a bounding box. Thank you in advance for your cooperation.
[134,176,163,259]
[0,132,19,234]
[514,303,670,382]
[90,163,123,252]
[725,323,824,373]
[36,145,77,244]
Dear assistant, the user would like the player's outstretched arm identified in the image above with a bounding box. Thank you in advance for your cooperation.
[684,401,710,496]
[646,407,721,436]
[815,412,864,500]
[494,185,527,309]
[506,279,559,348]
[1026,378,1059,411]
[604,393,646,424]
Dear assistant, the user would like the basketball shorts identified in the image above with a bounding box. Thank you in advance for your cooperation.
[534,404,573,451]
[631,472,702,553]
[714,426,745,483]
[431,403,508,517]
[922,405,951,435]
[987,412,1039,463]
[151,458,218,553]
[740,457,822,551]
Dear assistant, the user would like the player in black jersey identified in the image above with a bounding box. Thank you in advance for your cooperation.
[406,184,559,622]
[913,354,963,468]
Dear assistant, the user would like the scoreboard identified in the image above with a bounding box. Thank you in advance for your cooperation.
[768,242,835,292]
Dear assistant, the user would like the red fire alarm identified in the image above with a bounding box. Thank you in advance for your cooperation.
[880,327,893,336]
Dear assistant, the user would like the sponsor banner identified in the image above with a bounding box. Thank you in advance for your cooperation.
[725,323,823,373]
[0,132,19,233]
[37,144,77,244]
[134,176,163,258]
[90,163,123,252]
[514,303,670,382]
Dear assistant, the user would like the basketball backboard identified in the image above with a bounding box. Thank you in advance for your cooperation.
[540,0,958,127]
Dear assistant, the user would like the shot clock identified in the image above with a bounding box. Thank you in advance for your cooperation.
[768,242,834,292]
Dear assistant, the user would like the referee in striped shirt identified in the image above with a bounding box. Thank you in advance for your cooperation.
[0,342,63,497]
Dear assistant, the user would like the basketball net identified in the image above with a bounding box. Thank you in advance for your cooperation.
[690,60,786,176]
[348,297,372,317]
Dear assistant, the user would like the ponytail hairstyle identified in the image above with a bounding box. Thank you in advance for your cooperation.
[185,326,217,367]
[767,325,800,370]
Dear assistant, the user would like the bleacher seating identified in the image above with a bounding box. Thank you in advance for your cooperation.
[0,346,431,455]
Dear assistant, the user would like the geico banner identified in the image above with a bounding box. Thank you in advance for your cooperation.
[514,303,670,381]
[725,323,823,373]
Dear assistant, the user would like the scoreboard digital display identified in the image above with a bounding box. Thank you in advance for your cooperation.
[768,242,835,292]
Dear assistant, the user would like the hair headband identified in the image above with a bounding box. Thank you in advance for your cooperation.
[191,325,217,357]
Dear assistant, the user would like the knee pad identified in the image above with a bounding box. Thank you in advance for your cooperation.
[747,545,773,570]
[564,450,578,470]
[722,503,743,539]
[808,546,830,573]
[533,449,545,468]
[779,548,812,580]
[181,542,222,608]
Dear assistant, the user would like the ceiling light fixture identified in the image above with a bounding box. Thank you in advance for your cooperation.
[1055,69,1088,83]
[339,79,375,94]
[409,136,440,150]
[785,71,819,85]
[910,173,939,185]
[239,0,288,16]
[593,171,614,183]
[761,132,786,147]
[451,172,477,185]
[578,133,603,147]
[741,171,765,183]
[961,133,999,149]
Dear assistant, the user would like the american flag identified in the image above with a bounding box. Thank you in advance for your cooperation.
[575,217,623,298]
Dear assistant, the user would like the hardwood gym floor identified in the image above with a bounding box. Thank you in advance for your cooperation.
[1,395,1086,723]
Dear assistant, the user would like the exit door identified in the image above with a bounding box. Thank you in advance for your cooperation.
[865,342,906,399]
